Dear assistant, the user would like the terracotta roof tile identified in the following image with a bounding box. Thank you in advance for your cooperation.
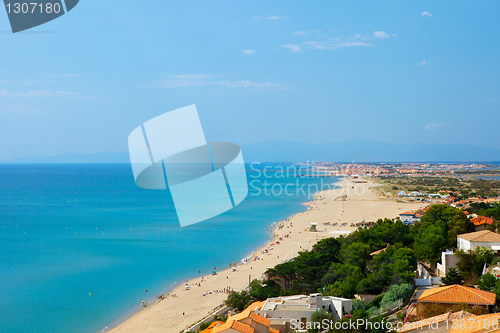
[246,301,266,311]
[418,285,496,305]
[231,321,254,333]
[269,328,280,333]
[458,230,500,242]
[249,312,271,326]
[471,216,493,226]
[200,321,223,333]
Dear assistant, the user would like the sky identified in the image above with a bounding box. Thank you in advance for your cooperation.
[0,0,499,160]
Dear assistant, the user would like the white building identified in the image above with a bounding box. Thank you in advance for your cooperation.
[399,211,423,225]
[436,250,459,277]
[457,230,500,251]
[255,293,352,329]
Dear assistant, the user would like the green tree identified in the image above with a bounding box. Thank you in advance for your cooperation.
[441,267,464,285]
[455,247,494,280]
[249,279,280,300]
[478,273,497,292]
[199,322,212,330]
[413,205,474,264]
[327,309,389,333]
[225,290,252,310]
[309,309,333,332]
[414,225,447,264]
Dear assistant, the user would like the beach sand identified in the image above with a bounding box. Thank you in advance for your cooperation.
[108,178,424,333]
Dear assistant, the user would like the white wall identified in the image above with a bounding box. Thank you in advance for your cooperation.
[470,241,500,251]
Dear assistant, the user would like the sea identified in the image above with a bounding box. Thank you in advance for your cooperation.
[0,163,339,333]
[479,176,500,181]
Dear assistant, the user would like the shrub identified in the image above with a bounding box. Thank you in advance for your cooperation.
[351,299,366,311]
[380,284,413,308]
[199,322,211,330]
[366,294,384,309]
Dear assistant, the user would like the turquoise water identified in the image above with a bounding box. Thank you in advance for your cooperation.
[479,176,500,180]
[0,164,338,333]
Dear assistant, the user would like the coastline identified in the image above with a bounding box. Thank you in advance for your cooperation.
[107,177,425,333]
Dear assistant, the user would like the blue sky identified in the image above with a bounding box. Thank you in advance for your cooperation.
[0,0,499,160]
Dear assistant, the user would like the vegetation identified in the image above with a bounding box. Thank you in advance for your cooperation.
[265,218,417,298]
[198,314,228,331]
[412,205,474,264]
[379,284,412,309]
[257,205,471,299]
[478,273,497,292]
[223,203,497,332]
[326,310,387,333]
[455,247,494,281]
[225,279,281,310]
[470,202,500,231]
[380,175,500,198]
[441,267,464,285]
[199,322,211,330]
[309,309,333,332]
[225,290,252,310]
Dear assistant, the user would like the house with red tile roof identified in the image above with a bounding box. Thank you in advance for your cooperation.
[416,285,496,316]
[399,211,421,225]
[210,301,280,333]
[470,215,493,232]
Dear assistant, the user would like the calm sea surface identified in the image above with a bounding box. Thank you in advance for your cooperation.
[0,163,339,333]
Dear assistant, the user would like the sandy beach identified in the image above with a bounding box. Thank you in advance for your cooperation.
[108,178,425,333]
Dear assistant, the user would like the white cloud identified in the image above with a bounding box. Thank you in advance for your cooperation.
[284,30,393,53]
[280,44,304,53]
[144,75,288,90]
[241,49,256,55]
[304,40,373,50]
[425,123,448,130]
[252,15,261,19]
[268,16,280,20]
[373,31,390,39]
[422,11,432,17]
[419,60,430,66]
[220,80,284,89]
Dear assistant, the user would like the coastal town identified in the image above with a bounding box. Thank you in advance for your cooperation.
[105,164,500,333]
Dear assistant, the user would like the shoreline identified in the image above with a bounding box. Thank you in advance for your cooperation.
[107,177,425,333]
[101,184,314,333]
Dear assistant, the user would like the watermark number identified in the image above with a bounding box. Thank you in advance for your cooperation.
[6,2,61,14]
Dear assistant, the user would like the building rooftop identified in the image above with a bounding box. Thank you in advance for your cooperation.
[470,216,493,226]
[211,318,255,333]
[458,230,500,242]
[418,285,496,305]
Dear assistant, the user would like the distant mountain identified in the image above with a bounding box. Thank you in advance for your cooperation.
[241,139,500,162]
[2,139,500,163]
